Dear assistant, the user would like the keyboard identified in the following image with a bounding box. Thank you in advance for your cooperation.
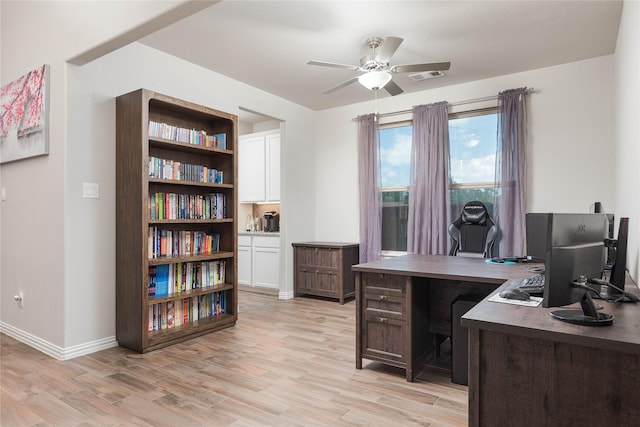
[508,275,545,296]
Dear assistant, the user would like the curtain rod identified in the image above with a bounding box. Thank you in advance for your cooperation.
[353,87,536,121]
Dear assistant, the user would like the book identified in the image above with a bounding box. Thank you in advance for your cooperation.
[166,301,175,328]
[148,266,157,296]
[155,264,170,296]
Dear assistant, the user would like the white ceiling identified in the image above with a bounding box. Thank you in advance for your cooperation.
[139,1,623,121]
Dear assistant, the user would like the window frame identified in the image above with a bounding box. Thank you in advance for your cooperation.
[378,107,499,256]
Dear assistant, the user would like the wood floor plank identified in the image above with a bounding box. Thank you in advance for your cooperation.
[1,291,467,426]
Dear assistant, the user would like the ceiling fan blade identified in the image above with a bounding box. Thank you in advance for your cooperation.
[376,36,403,63]
[307,60,359,71]
[384,79,403,96]
[391,62,451,74]
[322,76,359,94]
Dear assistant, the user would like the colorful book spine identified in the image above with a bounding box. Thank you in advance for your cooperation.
[155,264,170,296]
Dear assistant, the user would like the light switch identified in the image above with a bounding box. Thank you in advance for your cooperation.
[83,183,100,199]
[1,187,5,201]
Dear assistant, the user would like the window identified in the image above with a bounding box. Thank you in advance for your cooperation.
[378,109,498,253]
[379,124,411,253]
[449,109,498,216]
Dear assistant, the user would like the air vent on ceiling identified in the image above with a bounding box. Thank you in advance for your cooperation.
[409,70,446,82]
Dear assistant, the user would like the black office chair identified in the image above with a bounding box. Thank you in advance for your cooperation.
[448,201,497,258]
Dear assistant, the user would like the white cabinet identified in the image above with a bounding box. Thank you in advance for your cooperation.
[238,234,280,290]
[237,235,252,286]
[265,133,280,201]
[253,236,280,289]
[239,130,280,203]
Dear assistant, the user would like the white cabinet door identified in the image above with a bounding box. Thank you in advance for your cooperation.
[237,245,252,286]
[238,135,266,203]
[266,134,280,202]
[252,235,280,289]
[238,130,280,203]
[253,246,280,289]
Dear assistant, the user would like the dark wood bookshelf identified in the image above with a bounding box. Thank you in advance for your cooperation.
[116,89,238,353]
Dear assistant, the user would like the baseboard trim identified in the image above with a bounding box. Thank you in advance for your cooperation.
[0,321,118,360]
[279,290,294,300]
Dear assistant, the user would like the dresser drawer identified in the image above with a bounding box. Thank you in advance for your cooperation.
[295,246,341,269]
[296,268,339,293]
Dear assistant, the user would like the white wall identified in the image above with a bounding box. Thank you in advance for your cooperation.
[614,0,640,281]
[314,56,616,246]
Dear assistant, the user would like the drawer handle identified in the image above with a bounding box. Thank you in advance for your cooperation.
[378,295,388,301]
[377,317,388,323]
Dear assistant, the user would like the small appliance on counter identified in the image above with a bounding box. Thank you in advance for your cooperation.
[263,211,280,232]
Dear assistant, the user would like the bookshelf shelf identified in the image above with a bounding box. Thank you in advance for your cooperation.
[149,136,233,154]
[148,178,234,189]
[116,89,238,353]
[148,282,235,304]
[148,218,234,225]
[148,251,236,266]
[147,313,236,347]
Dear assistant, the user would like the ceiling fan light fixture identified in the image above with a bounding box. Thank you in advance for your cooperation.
[358,71,392,91]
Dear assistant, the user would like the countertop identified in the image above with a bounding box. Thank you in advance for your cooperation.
[239,231,280,237]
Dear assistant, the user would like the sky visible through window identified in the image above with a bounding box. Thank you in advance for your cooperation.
[378,113,498,188]
[449,114,497,184]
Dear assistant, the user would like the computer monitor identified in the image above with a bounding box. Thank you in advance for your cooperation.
[526,213,612,325]
[606,217,629,297]
[592,201,616,266]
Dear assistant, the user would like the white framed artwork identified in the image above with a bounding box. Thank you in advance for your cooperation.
[0,64,50,164]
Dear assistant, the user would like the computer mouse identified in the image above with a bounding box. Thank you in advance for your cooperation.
[499,289,531,301]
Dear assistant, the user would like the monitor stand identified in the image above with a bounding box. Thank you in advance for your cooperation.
[550,291,614,326]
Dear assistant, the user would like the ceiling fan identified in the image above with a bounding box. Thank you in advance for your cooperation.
[307,36,450,96]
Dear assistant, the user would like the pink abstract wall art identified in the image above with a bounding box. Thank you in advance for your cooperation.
[0,64,50,164]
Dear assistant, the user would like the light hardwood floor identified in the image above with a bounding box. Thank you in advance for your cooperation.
[1,291,468,426]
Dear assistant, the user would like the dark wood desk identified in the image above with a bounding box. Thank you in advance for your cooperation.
[462,278,640,426]
[353,254,538,381]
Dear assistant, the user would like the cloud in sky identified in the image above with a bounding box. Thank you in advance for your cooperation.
[380,128,411,187]
[451,153,496,183]
[379,113,497,187]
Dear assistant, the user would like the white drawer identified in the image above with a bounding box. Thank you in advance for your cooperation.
[238,235,252,246]
[253,235,280,248]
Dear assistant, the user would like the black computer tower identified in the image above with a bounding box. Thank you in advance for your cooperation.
[451,296,481,386]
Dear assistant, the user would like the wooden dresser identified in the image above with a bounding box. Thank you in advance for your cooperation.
[292,242,359,304]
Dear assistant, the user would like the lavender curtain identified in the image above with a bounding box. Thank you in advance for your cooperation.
[407,102,451,255]
[357,113,382,262]
[494,88,528,256]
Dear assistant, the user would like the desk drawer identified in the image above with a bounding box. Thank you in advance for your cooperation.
[362,272,406,294]
[362,315,406,365]
[361,272,407,319]
[364,293,405,319]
